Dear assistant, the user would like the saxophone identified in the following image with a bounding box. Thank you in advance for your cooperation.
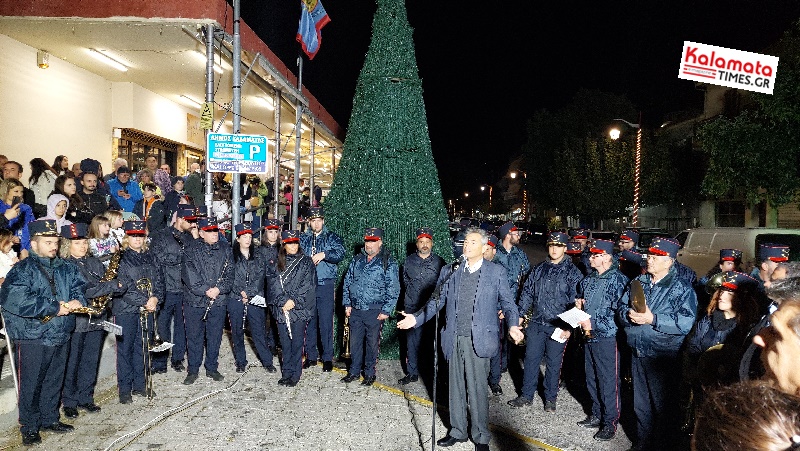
[81,250,123,314]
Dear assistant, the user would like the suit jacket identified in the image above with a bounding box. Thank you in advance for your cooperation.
[414,258,519,360]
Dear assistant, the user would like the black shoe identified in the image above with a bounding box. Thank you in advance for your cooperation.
[544,399,557,412]
[119,393,133,404]
[577,415,601,428]
[341,374,359,383]
[284,379,298,387]
[507,396,533,408]
[322,361,333,372]
[361,375,376,386]
[171,361,186,372]
[206,370,224,381]
[490,383,503,396]
[236,365,247,373]
[132,388,156,398]
[41,421,74,433]
[398,374,418,385]
[183,373,198,385]
[21,431,41,446]
[475,444,490,451]
[594,426,616,441]
[63,406,79,418]
[78,403,101,413]
[278,378,288,386]
[302,359,318,369]
[436,435,468,447]
[150,367,167,374]
[265,364,277,373]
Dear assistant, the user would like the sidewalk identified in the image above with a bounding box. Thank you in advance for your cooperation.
[0,329,636,451]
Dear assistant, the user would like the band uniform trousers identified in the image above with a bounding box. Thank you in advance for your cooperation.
[228,297,250,367]
[347,307,384,378]
[584,337,620,429]
[245,304,274,367]
[183,303,227,374]
[304,278,335,363]
[277,316,308,383]
[632,354,682,448]
[114,313,152,395]
[16,340,69,434]
[520,322,568,402]
[62,328,105,408]
[152,291,186,370]
[403,303,424,378]
[488,316,508,385]
[448,335,491,445]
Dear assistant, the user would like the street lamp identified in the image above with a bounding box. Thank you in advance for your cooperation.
[509,170,528,221]
[610,115,642,228]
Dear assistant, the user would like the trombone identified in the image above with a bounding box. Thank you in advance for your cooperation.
[137,278,172,400]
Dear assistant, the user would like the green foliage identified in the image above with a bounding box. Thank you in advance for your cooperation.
[697,20,800,208]
[323,0,453,359]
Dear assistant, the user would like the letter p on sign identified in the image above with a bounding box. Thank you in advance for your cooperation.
[250,144,260,160]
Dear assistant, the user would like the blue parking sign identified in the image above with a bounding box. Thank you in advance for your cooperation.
[207,133,268,174]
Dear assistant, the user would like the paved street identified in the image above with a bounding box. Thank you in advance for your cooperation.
[0,243,639,450]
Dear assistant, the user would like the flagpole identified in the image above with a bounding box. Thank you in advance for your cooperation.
[231,0,242,228]
[292,53,303,230]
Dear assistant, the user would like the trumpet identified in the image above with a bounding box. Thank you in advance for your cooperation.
[342,315,351,359]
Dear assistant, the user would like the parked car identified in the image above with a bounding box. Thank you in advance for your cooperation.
[634,228,673,254]
[674,227,800,275]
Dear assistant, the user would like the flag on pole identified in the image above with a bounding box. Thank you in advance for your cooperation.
[296,0,331,60]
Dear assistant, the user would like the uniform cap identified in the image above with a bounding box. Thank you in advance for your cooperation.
[30,220,60,237]
[60,223,89,240]
[547,231,569,246]
[416,227,433,240]
[364,227,383,241]
[234,222,252,236]
[281,230,301,243]
[123,220,146,236]
[590,239,615,255]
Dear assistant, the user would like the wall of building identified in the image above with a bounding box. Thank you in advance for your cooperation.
[0,34,113,174]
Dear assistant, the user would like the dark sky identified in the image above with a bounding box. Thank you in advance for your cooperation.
[240,1,800,200]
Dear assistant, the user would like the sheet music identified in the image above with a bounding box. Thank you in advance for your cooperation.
[102,321,123,336]
[550,327,567,343]
[249,295,267,307]
[557,307,592,328]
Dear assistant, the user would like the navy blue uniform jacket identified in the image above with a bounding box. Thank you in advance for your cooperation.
[413,259,519,361]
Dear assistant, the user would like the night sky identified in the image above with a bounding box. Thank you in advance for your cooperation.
[239,1,800,200]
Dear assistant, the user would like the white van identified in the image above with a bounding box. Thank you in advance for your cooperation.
[673,227,800,276]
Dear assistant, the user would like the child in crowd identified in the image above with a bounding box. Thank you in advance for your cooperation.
[88,214,119,267]
[105,209,126,246]
[0,228,19,284]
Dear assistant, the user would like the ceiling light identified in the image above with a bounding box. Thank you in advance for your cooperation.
[257,96,275,110]
[37,50,49,69]
[180,95,203,107]
[87,48,128,72]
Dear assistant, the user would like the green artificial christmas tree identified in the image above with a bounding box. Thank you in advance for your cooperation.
[325,0,453,359]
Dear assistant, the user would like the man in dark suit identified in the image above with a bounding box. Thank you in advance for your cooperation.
[397,227,524,451]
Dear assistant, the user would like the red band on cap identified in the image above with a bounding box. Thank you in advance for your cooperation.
[589,248,606,254]
[769,256,789,262]
[417,233,433,240]
[620,235,633,241]
[283,237,300,243]
[237,229,252,236]
[487,241,496,248]
[265,226,280,230]
[201,226,219,232]
[364,237,381,242]
[573,235,587,239]
[721,257,735,261]
[648,248,669,256]
[721,281,738,290]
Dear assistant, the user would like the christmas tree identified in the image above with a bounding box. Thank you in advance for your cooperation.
[325,0,453,359]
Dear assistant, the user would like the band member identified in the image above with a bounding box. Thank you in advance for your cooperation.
[149,205,198,373]
[618,237,697,451]
[508,231,583,412]
[230,222,277,373]
[113,220,165,403]
[299,207,345,372]
[0,220,86,445]
[341,227,400,386]
[266,230,316,386]
[181,216,234,384]
[260,218,283,354]
[398,227,445,385]
[574,239,628,441]
[61,223,122,419]
[397,227,524,451]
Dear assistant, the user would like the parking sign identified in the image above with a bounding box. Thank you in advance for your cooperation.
[207,133,268,173]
